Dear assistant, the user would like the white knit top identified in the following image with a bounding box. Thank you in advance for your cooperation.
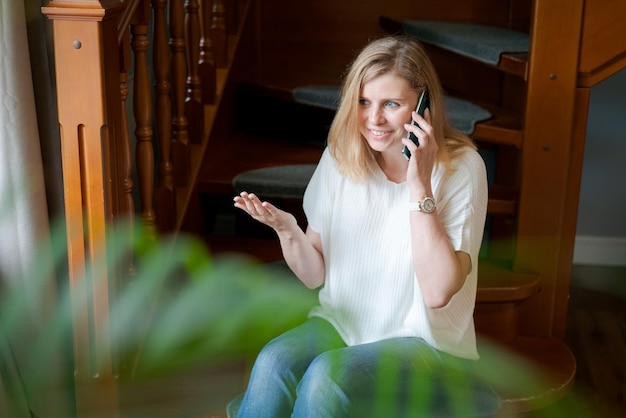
[302,147,488,360]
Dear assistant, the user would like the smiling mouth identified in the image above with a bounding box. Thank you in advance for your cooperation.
[370,129,388,136]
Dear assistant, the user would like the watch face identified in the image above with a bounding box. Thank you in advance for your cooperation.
[422,197,436,213]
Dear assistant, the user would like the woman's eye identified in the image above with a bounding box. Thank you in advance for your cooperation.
[359,99,369,106]
[385,101,399,108]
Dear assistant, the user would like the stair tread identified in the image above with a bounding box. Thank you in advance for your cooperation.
[196,132,324,195]
[476,336,576,414]
[379,16,529,79]
[476,259,539,302]
[402,20,529,65]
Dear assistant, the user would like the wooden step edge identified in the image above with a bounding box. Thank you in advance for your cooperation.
[497,52,529,80]
[379,15,528,79]
[472,120,522,148]
[476,336,576,415]
[488,184,517,216]
[477,259,540,303]
[487,198,516,216]
[469,99,523,148]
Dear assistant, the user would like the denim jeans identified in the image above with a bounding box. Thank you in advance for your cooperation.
[235,317,499,418]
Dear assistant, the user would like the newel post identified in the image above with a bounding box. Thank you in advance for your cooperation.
[42,0,123,416]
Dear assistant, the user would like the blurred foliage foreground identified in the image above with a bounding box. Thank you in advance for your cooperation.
[0,220,599,417]
[0,220,318,415]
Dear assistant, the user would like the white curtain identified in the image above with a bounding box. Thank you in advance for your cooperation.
[0,1,70,416]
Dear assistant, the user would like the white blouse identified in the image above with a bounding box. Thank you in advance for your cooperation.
[302,147,488,360]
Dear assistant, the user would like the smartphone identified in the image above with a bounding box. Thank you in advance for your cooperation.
[402,89,430,160]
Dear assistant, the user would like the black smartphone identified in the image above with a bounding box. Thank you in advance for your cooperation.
[402,89,430,160]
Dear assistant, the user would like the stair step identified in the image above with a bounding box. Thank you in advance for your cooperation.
[232,164,317,199]
[474,260,540,343]
[196,132,324,195]
[476,336,576,414]
[379,16,529,79]
[476,259,539,303]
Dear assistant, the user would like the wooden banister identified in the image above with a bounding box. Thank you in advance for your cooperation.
[43,0,251,415]
[42,1,124,416]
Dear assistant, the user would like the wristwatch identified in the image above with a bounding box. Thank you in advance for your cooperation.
[409,196,436,213]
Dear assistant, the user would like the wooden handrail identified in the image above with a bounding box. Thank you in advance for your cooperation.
[43,0,252,415]
[117,0,143,44]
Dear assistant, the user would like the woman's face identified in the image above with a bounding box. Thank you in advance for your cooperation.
[358,73,418,156]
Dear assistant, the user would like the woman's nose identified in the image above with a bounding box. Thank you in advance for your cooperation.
[369,106,385,124]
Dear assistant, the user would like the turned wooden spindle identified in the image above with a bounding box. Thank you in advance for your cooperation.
[185,0,204,144]
[211,0,228,68]
[152,0,176,231]
[131,7,157,235]
[116,31,138,288]
[118,35,135,228]
[170,0,190,186]
[199,0,217,104]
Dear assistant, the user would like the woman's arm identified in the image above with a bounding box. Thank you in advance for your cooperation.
[403,110,472,308]
[409,209,471,308]
[233,192,325,289]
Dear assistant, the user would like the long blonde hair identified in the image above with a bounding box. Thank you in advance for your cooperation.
[328,35,475,181]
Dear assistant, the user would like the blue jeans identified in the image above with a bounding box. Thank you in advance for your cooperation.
[236,317,499,418]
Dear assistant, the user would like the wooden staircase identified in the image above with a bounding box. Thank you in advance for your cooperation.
[42,0,626,415]
[190,0,626,414]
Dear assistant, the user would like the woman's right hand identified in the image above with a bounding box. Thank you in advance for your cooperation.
[234,191,325,289]
[233,191,298,234]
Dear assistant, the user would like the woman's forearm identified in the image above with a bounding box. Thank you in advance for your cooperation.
[276,226,325,289]
[409,209,468,309]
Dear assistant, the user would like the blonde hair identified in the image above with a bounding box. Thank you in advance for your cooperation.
[328,35,476,181]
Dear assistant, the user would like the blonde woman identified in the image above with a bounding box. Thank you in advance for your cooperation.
[233,35,495,417]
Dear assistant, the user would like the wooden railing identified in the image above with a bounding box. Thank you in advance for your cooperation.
[41,0,253,415]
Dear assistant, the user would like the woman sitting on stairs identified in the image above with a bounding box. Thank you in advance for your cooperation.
[232,35,496,417]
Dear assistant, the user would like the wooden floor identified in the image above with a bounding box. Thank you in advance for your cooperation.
[503,264,626,418]
[111,264,626,418]
[552,264,626,417]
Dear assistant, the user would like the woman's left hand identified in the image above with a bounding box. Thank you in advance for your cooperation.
[402,108,438,194]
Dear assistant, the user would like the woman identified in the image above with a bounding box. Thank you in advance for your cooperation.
[233,35,494,417]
